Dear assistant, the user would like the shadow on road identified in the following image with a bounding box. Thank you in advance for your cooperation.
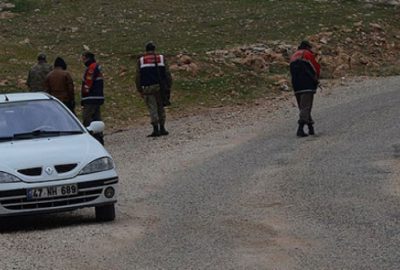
[0,211,101,232]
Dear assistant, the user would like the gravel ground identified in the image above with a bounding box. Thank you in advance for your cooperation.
[1,76,399,270]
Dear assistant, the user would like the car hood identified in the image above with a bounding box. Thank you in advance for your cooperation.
[0,134,110,183]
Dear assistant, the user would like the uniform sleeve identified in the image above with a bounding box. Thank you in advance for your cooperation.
[82,64,95,93]
[164,58,173,89]
[305,51,321,78]
[44,74,51,93]
[135,59,142,93]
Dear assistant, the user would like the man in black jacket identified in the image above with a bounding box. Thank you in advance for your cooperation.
[289,41,321,137]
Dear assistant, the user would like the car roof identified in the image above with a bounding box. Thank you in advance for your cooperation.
[0,92,51,103]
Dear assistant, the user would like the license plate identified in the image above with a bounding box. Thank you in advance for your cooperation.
[27,184,78,200]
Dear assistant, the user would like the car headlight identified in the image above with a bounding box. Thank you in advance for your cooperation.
[79,157,114,175]
[0,171,21,183]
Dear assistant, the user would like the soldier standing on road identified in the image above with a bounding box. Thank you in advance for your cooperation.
[27,53,53,92]
[135,41,173,137]
[80,51,105,145]
[289,40,321,137]
[45,57,76,114]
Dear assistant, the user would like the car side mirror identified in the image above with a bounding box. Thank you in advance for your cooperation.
[86,121,105,134]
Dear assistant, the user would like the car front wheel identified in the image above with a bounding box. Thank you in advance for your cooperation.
[95,204,115,222]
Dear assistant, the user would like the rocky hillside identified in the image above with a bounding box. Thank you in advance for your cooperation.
[1,0,399,129]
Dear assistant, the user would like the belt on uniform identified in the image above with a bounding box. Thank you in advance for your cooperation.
[142,84,159,88]
[141,85,160,95]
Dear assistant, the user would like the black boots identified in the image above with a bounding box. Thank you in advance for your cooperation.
[297,123,308,137]
[147,124,169,137]
[147,124,160,137]
[297,123,315,137]
[159,124,169,136]
[308,124,315,135]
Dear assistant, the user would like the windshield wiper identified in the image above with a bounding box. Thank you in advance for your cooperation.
[0,136,13,142]
[12,129,83,139]
[53,130,83,135]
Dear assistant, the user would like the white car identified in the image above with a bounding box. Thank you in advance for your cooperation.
[0,92,118,221]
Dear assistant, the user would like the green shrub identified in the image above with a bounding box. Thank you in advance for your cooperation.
[8,0,37,12]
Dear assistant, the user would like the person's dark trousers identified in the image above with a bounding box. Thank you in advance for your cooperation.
[82,104,104,145]
[295,92,314,125]
[63,100,76,115]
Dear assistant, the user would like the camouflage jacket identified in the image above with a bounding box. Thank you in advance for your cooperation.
[27,62,53,92]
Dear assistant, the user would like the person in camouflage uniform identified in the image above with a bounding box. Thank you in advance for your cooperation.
[27,53,53,92]
[135,41,172,137]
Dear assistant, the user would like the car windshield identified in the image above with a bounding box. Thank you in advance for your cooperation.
[0,99,83,141]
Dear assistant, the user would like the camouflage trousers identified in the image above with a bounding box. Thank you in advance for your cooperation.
[143,85,166,125]
[295,92,314,125]
[82,104,104,145]
[82,104,102,126]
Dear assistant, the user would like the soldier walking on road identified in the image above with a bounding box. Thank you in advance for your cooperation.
[135,41,172,137]
[80,51,105,145]
[289,40,321,137]
[27,53,53,92]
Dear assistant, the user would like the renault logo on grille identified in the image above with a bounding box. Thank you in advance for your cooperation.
[45,167,54,175]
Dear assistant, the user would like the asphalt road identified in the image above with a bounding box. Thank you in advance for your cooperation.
[1,76,400,270]
[126,77,400,269]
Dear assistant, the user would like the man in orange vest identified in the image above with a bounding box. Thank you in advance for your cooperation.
[81,51,104,144]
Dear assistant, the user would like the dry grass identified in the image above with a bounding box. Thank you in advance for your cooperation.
[1,0,400,130]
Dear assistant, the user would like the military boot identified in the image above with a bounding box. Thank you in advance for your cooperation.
[308,124,315,135]
[296,124,308,137]
[147,124,160,137]
[159,124,169,136]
